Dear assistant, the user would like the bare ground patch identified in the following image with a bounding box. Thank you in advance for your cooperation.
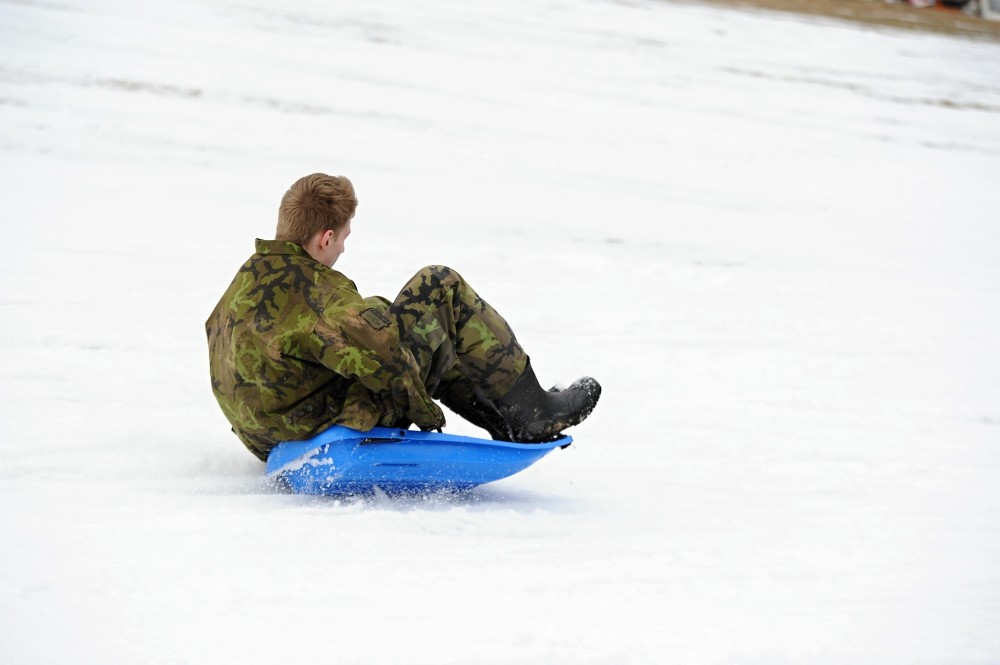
[672,0,1000,40]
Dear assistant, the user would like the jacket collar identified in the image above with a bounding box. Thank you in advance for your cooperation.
[255,238,309,257]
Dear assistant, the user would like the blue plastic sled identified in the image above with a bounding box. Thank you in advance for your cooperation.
[266,425,571,495]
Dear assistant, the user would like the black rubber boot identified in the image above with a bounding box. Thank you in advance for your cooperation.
[438,380,515,441]
[492,362,601,443]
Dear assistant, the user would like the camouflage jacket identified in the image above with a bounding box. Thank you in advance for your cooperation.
[206,239,445,461]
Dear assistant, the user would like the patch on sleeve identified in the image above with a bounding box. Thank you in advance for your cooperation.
[360,307,391,331]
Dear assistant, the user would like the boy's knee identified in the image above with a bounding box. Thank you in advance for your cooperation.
[416,265,462,285]
[419,264,451,276]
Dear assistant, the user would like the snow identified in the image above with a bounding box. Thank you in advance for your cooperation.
[2,0,999,662]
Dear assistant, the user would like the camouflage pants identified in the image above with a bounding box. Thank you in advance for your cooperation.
[379,265,528,424]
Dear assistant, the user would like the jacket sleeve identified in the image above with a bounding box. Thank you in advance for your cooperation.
[309,286,445,430]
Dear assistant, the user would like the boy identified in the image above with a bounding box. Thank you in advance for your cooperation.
[206,173,600,461]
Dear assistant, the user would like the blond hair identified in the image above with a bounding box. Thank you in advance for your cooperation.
[276,173,357,246]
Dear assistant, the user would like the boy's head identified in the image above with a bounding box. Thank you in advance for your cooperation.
[276,173,357,247]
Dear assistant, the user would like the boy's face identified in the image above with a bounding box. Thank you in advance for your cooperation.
[320,219,352,267]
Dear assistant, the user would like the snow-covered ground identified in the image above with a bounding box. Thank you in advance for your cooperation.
[2,0,999,662]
